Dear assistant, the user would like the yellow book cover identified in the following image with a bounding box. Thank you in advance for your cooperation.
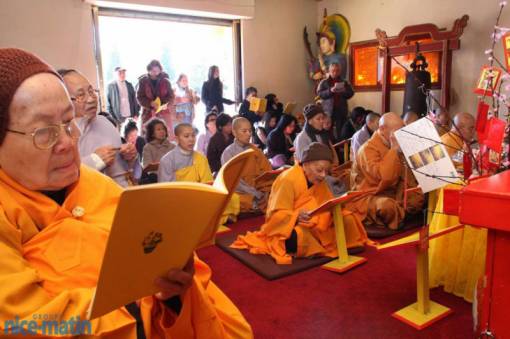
[87,149,254,320]
[283,102,296,114]
[249,97,267,113]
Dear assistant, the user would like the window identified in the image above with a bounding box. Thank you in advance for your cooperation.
[94,8,240,132]
[350,39,441,91]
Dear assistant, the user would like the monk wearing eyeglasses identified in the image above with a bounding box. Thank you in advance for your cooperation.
[58,69,140,187]
[0,48,252,338]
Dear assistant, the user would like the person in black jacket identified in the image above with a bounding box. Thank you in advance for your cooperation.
[106,67,139,125]
[206,113,234,174]
[238,86,260,127]
[265,93,284,122]
[339,106,367,141]
[201,65,235,113]
[266,114,298,167]
[317,63,354,142]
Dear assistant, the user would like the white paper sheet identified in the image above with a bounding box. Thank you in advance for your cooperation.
[394,118,460,193]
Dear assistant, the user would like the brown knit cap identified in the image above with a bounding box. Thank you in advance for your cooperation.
[0,48,60,145]
[302,142,333,163]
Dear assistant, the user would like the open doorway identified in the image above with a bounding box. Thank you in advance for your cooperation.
[95,9,238,133]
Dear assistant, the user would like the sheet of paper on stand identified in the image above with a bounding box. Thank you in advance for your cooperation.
[394,117,459,193]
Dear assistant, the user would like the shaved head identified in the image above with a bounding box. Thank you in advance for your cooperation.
[174,123,193,137]
[232,117,252,145]
[379,112,404,145]
[453,112,475,142]
[232,117,251,131]
[379,112,404,130]
[453,112,475,127]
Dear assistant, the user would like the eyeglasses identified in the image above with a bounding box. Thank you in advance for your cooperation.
[6,120,81,150]
[70,88,99,103]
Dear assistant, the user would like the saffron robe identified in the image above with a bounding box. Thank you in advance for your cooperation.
[158,146,213,184]
[347,132,423,230]
[0,165,252,338]
[231,164,367,264]
[221,142,273,213]
[158,146,240,227]
[441,131,465,172]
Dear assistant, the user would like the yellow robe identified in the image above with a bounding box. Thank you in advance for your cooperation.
[0,165,252,338]
[175,151,214,183]
[233,145,273,213]
[174,151,240,224]
[231,164,367,264]
[348,132,424,229]
[428,186,487,303]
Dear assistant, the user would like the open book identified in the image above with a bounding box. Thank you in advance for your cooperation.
[87,149,254,320]
[254,168,286,185]
[249,97,267,113]
[283,102,296,114]
[309,189,377,217]
[142,162,159,174]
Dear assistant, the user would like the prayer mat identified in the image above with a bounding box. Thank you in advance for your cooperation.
[215,231,335,280]
[365,213,424,239]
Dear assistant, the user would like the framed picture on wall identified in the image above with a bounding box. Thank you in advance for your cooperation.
[503,32,510,71]
[474,65,502,96]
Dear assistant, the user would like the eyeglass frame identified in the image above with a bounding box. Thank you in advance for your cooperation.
[5,120,80,150]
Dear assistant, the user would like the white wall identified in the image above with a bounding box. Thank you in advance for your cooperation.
[0,0,318,115]
[0,0,98,86]
[317,0,510,115]
[241,0,318,113]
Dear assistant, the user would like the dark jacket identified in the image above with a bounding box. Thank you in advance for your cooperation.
[201,79,234,113]
[239,99,261,127]
[206,132,234,173]
[266,114,297,161]
[136,72,174,120]
[106,80,139,122]
[317,76,354,120]
[339,119,357,141]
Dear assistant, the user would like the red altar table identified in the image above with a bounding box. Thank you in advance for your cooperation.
[459,170,510,338]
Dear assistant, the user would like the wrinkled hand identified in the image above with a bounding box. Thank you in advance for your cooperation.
[120,143,137,161]
[154,256,195,301]
[297,210,315,227]
[94,145,116,166]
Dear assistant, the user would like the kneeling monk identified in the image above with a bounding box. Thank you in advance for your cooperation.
[231,142,368,264]
[221,117,273,213]
[0,48,252,338]
[347,112,424,230]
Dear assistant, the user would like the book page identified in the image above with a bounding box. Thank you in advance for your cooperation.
[88,182,226,319]
[394,118,459,193]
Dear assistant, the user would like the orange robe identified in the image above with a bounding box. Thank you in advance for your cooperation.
[231,164,367,264]
[225,145,274,213]
[347,132,423,230]
[0,165,252,338]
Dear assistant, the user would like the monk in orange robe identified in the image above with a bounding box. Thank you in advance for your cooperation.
[0,48,252,338]
[232,142,368,264]
[221,117,274,213]
[441,112,475,169]
[347,112,424,230]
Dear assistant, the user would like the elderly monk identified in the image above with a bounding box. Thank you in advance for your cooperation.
[441,112,475,158]
[221,117,273,213]
[0,48,252,338]
[58,69,139,187]
[347,112,424,230]
[232,142,368,265]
